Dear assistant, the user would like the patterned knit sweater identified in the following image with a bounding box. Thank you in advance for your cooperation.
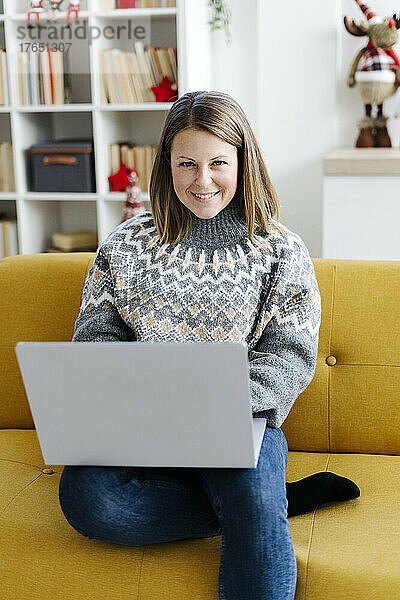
[72,196,321,428]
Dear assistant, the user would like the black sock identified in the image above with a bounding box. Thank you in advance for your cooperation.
[285,472,360,518]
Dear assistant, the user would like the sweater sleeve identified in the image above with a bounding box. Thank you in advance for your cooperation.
[247,236,321,428]
[72,245,132,342]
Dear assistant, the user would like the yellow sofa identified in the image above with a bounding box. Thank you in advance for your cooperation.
[0,252,399,600]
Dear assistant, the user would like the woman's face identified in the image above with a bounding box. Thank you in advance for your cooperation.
[170,128,238,219]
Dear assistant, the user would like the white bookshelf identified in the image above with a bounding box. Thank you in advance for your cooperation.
[0,0,212,254]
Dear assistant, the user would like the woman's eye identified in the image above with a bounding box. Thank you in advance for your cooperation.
[178,161,226,167]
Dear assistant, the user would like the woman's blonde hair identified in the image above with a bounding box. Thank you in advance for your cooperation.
[149,90,280,246]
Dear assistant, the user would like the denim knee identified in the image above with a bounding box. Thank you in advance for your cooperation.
[59,466,122,537]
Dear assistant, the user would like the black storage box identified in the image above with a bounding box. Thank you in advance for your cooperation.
[29,139,95,193]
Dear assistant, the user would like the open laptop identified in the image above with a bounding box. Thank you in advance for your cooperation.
[15,341,266,469]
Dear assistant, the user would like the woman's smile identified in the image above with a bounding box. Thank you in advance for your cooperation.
[190,190,221,201]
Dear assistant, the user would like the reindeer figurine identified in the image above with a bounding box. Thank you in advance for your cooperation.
[345,0,400,147]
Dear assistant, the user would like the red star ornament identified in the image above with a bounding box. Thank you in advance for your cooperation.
[151,76,178,102]
[108,162,132,192]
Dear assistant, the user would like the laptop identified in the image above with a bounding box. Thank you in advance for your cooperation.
[15,341,266,469]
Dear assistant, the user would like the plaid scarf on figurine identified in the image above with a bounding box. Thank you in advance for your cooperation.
[360,40,400,72]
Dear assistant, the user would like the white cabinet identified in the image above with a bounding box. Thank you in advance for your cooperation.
[323,148,400,260]
[0,0,212,254]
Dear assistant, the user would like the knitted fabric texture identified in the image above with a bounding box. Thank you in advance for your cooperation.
[73,196,322,428]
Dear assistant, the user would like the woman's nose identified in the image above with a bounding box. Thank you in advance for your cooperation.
[195,166,213,185]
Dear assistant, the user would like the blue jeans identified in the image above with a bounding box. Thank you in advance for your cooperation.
[59,426,297,600]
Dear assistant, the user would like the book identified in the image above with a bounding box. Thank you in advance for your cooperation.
[0,142,15,192]
[50,50,64,105]
[144,49,157,86]
[126,51,144,102]
[110,143,120,173]
[63,50,72,103]
[112,49,135,103]
[47,47,54,104]
[168,47,177,83]
[116,0,136,7]
[102,49,120,103]
[30,51,40,105]
[26,55,33,105]
[39,49,52,104]
[1,220,18,257]
[148,46,163,84]
[51,230,98,252]
[98,48,109,103]
[134,41,154,101]
[16,53,24,105]
[157,47,175,83]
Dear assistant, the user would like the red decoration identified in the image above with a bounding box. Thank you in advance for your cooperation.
[116,0,136,7]
[108,162,131,192]
[151,76,178,102]
[27,0,45,27]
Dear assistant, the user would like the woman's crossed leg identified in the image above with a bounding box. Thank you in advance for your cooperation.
[59,463,222,546]
[59,426,296,599]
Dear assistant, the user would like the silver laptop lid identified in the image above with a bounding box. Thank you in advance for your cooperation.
[15,341,266,468]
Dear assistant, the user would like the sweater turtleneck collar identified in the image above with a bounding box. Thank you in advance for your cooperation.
[186,195,249,247]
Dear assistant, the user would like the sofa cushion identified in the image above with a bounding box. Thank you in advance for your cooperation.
[0,429,398,600]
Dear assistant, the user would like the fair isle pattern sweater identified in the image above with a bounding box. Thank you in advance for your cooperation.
[72,197,322,428]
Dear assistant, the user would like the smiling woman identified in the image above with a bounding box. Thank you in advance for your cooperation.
[59,90,360,600]
[170,128,238,219]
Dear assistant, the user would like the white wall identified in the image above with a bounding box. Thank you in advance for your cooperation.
[210,0,259,130]
[210,0,400,258]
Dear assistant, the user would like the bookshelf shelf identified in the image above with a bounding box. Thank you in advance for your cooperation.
[23,192,98,201]
[8,11,91,22]
[0,0,212,256]
[98,102,173,111]
[104,191,150,201]
[93,8,177,18]
[16,104,94,112]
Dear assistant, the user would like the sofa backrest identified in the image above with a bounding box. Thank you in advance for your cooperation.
[0,253,398,454]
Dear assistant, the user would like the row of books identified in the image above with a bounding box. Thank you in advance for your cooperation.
[0,218,18,259]
[110,142,157,192]
[0,142,15,192]
[115,1,176,8]
[0,49,9,106]
[16,49,72,105]
[99,43,177,104]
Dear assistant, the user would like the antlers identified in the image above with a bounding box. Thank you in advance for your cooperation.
[344,13,400,36]
[343,16,368,36]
